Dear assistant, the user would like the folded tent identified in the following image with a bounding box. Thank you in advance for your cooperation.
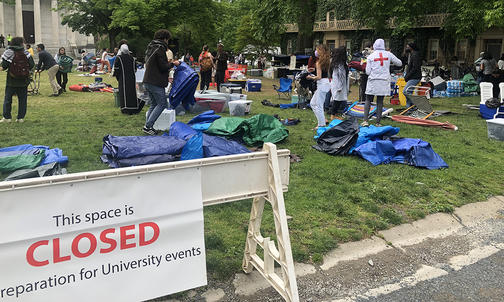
[169,62,199,110]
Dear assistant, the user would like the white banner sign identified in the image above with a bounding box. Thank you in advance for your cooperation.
[0,167,206,301]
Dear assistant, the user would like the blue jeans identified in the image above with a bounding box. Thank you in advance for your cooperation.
[144,83,167,128]
[3,85,28,119]
[403,79,420,107]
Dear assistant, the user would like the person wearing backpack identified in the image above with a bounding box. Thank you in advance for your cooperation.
[35,43,61,96]
[54,47,73,93]
[198,45,214,90]
[0,37,35,123]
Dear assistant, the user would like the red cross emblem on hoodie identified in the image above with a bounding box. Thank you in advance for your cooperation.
[374,53,388,66]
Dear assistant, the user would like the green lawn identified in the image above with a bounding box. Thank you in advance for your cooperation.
[1,72,503,278]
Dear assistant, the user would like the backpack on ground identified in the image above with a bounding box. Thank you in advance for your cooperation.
[200,53,213,72]
[9,50,30,79]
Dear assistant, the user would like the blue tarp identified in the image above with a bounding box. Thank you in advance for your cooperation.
[180,133,250,161]
[102,135,186,159]
[279,103,297,109]
[169,122,198,140]
[169,62,199,110]
[188,110,221,125]
[0,144,68,166]
[351,125,400,152]
[101,154,177,168]
[192,123,213,131]
[180,133,204,160]
[354,138,448,169]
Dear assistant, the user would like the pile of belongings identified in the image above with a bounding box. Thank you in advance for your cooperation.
[69,82,114,93]
[0,144,68,180]
[348,52,367,72]
[101,111,288,168]
[169,62,199,110]
[294,70,315,102]
[432,77,478,98]
[312,118,448,169]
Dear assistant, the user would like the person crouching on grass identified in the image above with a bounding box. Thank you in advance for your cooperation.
[330,46,349,121]
[35,43,61,97]
[0,36,35,123]
[307,44,331,130]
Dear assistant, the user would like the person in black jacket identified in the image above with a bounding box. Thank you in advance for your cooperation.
[35,43,61,96]
[403,42,422,107]
[142,29,180,135]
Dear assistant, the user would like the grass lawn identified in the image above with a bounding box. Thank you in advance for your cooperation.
[0,71,503,279]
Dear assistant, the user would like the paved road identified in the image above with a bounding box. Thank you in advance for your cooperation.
[357,250,504,302]
[159,197,504,302]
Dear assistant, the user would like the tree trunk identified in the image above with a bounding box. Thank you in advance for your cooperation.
[294,0,316,52]
[108,30,118,49]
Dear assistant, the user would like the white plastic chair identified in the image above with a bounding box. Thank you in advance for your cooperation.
[480,82,493,105]
[499,82,504,103]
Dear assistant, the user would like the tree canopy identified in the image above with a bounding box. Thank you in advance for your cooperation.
[52,0,502,56]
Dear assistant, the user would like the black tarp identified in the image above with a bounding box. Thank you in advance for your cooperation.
[312,117,360,156]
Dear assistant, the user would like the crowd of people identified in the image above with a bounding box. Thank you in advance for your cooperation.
[305,38,403,129]
[1,31,501,133]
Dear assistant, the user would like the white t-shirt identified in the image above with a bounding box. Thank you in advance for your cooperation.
[498,59,504,70]
[166,49,174,61]
[101,51,108,61]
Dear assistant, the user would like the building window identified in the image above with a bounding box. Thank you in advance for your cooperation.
[327,40,336,50]
[428,39,439,61]
[456,40,468,60]
[362,40,372,50]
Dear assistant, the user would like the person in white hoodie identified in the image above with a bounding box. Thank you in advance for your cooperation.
[362,39,402,127]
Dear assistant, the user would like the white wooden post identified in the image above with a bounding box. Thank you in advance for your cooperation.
[242,143,299,302]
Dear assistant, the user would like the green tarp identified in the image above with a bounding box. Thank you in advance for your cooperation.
[462,73,479,93]
[0,149,46,173]
[205,114,289,146]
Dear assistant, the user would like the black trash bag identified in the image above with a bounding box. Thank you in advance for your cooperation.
[485,98,502,109]
[312,117,360,156]
[4,162,67,181]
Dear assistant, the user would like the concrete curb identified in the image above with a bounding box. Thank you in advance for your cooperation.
[198,196,504,301]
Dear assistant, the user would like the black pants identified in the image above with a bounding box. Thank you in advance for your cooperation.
[359,73,368,102]
[364,95,384,123]
[216,70,225,92]
[200,70,212,90]
[3,86,28,119]
[56,71,68,90]
[331,101,347,115]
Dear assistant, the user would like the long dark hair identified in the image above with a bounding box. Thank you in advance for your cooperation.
[331,46,349,77]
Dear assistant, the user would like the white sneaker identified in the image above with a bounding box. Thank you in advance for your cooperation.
[0,118,12,123]
[16,119,24,123]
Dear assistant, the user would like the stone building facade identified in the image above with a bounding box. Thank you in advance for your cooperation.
[284,13,504,66]
[0,0,94,57]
